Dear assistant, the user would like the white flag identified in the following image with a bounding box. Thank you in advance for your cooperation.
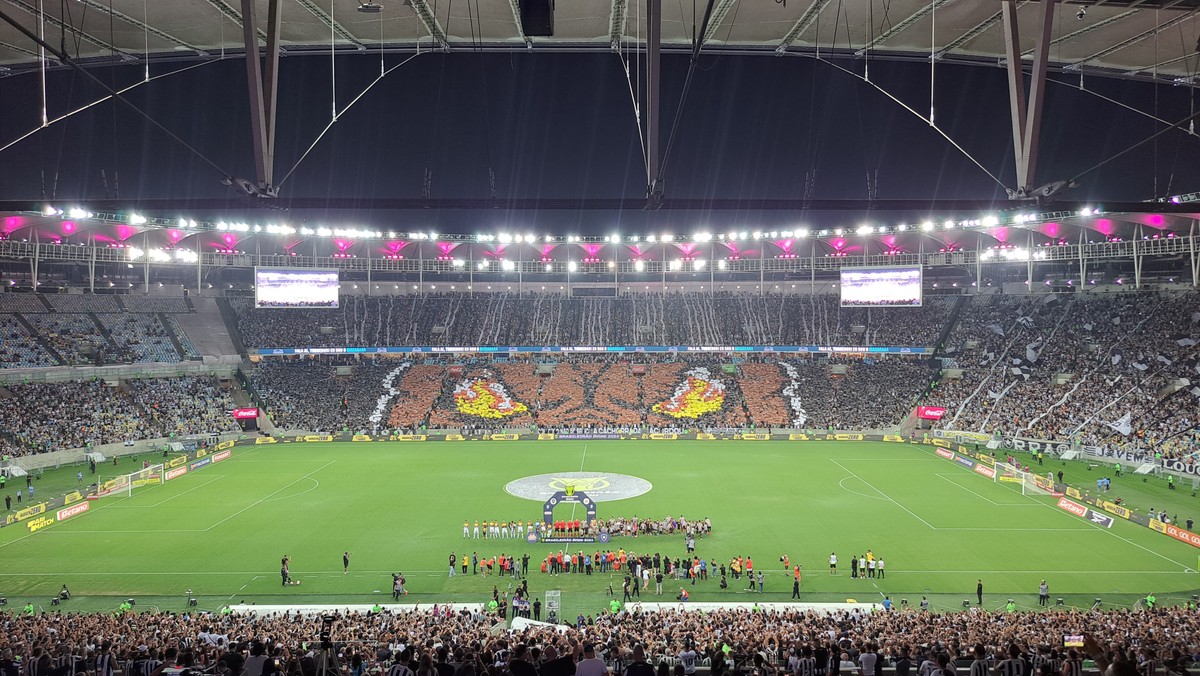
[1105,411,1133,436]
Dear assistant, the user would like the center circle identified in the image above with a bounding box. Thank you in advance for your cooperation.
[504,472,653,502]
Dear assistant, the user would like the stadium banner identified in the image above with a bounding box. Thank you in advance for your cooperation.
[738,433,771,440]
[642,433,678,440]
[352,435,373,442]
[63,490,83,505]
[445,434,465,441]
[881,434,906,443]
[915,406,947,420]
[934,430,992,444]
[212,450,232,462]
[1065,486,1084,500]
[1100,500,1132,520]
[15,502,47,521]
[930,438,951,448]
[538,433,557,440]
[489,434,521,441]
[696,433,716,440]
[254,436,278,444]
[27,515,55,533]
[1148,520,1200,548]
[935,448,955,460]
[391,434,428,442]
[215,440,236,451]
[189,457,212,471]
[56,502,89,522]
[555,434,622,440]
[954,456,975,469]
[166,454,188,469]
[1160,458,1200,476]
[293,435,333,443]
[973,464,997,479]
[973,452,995,466]
[1056,497,1089,518]
[165,466,188,481]
[255,344,934,356]
[1085,510,1115,528]
[231,407,259,419]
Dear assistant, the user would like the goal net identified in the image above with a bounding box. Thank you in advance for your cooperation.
[96,464,164,498]
[994,461,1055,496]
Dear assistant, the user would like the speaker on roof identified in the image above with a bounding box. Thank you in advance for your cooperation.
[520,0,554,37]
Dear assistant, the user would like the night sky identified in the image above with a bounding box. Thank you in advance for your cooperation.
[0,49,1197,232]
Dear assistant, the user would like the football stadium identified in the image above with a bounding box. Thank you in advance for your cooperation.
[2,0,1200,675]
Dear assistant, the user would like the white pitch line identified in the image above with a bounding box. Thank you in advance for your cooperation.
[933,474,1034,507]
[104,476,226,508]
[831,459,937,530]
[202,460,337,532]
[927,447,1197,570]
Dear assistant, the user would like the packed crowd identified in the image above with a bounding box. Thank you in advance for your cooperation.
[0,377,240,457]
[925,290,1200,458]
[0,602,1197,676]
[232,294,954,349]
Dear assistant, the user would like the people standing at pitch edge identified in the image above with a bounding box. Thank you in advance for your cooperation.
[1038,580,1049,606]
[343,551,351,575]
[976,579,983,606]
[448,553,456,577]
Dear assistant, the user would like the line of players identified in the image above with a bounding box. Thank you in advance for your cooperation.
[827,551,887,579]
[463,516,713,539]
[464,520,541,539]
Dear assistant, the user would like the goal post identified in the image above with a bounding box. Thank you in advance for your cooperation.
[995,461,1054,496]
[96,464,164,498]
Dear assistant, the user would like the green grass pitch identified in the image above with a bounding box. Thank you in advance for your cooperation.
[2,440,1198,617]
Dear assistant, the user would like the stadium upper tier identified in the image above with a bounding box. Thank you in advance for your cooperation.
[232,294,956,349]
[0,293,199,367]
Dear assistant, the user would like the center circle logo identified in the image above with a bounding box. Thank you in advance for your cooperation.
[504,472,652,502]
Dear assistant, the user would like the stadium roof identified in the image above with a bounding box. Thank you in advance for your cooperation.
[0,0,1198,82]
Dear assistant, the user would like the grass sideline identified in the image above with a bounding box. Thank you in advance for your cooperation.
[2,440,1198,617]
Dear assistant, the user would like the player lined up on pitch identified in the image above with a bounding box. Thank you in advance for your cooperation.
[463,516,713,540]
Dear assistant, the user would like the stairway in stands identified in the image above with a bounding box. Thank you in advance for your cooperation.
[11,312,65,364]
[174,296,242,359]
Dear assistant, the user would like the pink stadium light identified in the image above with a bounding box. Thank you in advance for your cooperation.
[61,221,76,234]
[115,224,136,241]
[437,241,462,261]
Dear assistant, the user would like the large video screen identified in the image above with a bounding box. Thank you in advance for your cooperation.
[840,266,923,307]
[254,268,340,309]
